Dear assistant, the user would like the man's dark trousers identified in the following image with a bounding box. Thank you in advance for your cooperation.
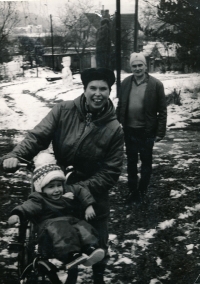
[124,127,155,200]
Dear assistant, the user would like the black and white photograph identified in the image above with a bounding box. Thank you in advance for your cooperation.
[0,0,200,283]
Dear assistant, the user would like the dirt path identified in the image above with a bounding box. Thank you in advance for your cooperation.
[0,73,200,283]
[106,127,200,284]
[1,126,200,284]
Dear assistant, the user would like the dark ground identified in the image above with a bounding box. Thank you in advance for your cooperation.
[0,125,200,284]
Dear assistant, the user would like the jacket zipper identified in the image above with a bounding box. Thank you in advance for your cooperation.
[72,120,94,164]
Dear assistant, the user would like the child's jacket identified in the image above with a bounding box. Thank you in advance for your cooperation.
[11,192,99,263]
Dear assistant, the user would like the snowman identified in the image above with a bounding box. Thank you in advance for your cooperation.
[61,56,73,88]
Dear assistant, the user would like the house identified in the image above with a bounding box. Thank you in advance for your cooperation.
[42,9,110,71]
[110,13,143,72]
[112,14,143,55]
[40,11,101,72]
[85,10,143,71]
[142,41,179,72]
[9,7,143,72]
[42,47,96,72]
[13,25,43,35]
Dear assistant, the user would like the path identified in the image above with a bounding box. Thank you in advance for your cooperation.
[0,71,200,283]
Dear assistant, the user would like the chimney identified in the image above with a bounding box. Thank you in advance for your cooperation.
[104,10,110,20]
[101,5,104,17]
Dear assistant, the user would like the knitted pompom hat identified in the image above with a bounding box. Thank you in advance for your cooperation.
[130,52,147,66]
[33,153,65,192]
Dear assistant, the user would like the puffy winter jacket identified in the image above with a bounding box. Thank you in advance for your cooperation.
[4,94,124,219]
[11,192,99,262]
[11,192,77,225]
[116,74,167,138]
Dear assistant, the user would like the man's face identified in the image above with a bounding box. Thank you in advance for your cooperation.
[84,80,110,112]
[131,60,146,79]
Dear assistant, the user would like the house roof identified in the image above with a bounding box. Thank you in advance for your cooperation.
[142,41,178,57]
[111,13,142,31]
[85,13,102,30]
[85,13,142,31]
[120,14,136,30]
[43,47,95,56]
[145,18,165,31]
[142,42,156,56]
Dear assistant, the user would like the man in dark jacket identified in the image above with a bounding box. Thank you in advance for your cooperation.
[2,68,124,284]
[116,52,167,205]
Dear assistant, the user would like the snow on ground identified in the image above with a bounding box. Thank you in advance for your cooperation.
[121,71,200,130]
[0,68,200,132]
[0,68,200,283]
[0,68,84,130]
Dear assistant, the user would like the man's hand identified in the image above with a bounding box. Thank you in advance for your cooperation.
[3,158,19,169]
[155,136,162,143]
[85,205,96,221]
[8,215,20,226]
[63,192,74,199]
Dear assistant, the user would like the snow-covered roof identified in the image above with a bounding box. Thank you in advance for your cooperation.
[143,41,178,58]
[85,13,102,30]
[43,47,96,56]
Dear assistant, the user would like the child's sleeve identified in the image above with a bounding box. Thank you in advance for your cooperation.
[65,184,96,209]
[11,192,43,221]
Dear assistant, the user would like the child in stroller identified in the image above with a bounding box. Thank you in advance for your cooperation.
[8,153,105,270]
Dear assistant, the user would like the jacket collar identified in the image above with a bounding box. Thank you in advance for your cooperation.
[132,72,149,85]
[74,94,117,125]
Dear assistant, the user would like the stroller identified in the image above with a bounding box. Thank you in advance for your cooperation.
[6,160,82,284]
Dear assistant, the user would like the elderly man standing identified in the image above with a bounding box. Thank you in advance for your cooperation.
[116,52,167,205]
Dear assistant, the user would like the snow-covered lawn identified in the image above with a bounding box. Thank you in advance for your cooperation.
[0,68,200,283]
[0,68,200,132]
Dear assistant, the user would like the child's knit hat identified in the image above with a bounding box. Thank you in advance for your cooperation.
[33,153,65,192]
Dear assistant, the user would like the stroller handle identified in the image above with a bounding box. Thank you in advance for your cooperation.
[1,157,34,173]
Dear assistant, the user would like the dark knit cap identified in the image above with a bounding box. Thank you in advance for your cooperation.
[81,68,115,90]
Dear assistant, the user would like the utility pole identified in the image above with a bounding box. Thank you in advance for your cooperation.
[116,0,121,98]
[35,46,38,78]
[134,0,139,52]
[50,14,54,70]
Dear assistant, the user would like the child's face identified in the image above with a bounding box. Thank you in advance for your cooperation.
[42,180,64,200]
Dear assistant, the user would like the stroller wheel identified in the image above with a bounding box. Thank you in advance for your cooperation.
[20,259,61,284]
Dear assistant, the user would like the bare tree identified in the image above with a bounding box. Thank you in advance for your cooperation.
[0,2,20,63]
[139,0,160,31]
[59,0,98,71]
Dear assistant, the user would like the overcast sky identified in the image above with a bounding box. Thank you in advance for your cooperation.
[15,0,136,17]
[45,0,135,14]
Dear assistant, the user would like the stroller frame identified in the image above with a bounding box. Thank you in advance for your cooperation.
[7,163,79,284]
